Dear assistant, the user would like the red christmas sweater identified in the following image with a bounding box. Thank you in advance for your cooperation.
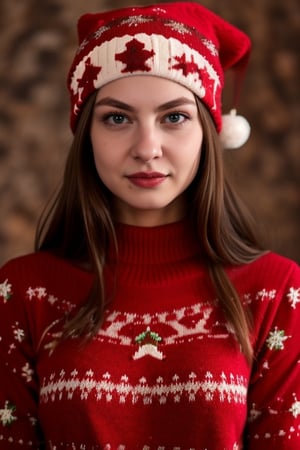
[0,220,299,449]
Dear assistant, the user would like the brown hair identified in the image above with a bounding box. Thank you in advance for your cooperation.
[36,91,264,364]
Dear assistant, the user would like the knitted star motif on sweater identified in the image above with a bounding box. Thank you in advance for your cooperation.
[0,220,299,449]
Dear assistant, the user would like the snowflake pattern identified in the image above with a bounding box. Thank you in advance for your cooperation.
[0,401,17,427]
[0,279,12,302]
[248,403,262,422]
[13,322,25,342]
[255,289,277,302]
[26,286,75,313]
[76,40,86,54]
[28,415,38,426]
[48,295,58,305]
[164,20,192,35]
[266,327,289,350]
[94,26,110,40]
[22,362,34,383]
[287,287,300,309]
[202,38,218,56]
[289,395,300,418]
[242,289,277,306]
[120,16,152,28]
[26,286,47,300]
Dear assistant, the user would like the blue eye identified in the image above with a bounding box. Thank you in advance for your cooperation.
[165,113,188,124]
[103,113,129,125]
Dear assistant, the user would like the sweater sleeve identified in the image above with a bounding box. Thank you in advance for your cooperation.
[0,260,45,448]
[245,260,300,449]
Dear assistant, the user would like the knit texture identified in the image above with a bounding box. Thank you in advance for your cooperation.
[0,220,299,449]
[68,2,251,133]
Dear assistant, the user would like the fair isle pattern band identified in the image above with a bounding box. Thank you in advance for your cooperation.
[69,34,220,117]
[20,284,290,358]
[40,370,247,405]
[76,14,219,57]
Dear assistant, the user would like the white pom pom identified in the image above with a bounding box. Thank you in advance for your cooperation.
[219,109,251,149]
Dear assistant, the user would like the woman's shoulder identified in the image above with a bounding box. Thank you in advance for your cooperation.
[0,251,92,292]
[235,251,298,276]
[0,251,93,316]
[252,251,299,271]
[1,251,65,274]
[250,251,299,278]
[228,251,299,296]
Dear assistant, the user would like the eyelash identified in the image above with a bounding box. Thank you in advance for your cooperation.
[101,111,190,127]
[102,112,131,125]
[165,112,190,124]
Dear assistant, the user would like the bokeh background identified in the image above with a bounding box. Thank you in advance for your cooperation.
[0,0,299,266]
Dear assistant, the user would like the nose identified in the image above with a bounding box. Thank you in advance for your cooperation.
[131,125,162,162]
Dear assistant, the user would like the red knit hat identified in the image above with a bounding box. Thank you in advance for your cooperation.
[68,2,251,147]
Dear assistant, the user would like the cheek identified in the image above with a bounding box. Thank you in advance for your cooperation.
[188,155,201,181]
[180,146,202,185]
[92,147,110,183]
[91,137,114,169]
[92,158,114,193]
[91,142,123,193]
[181,143,202,173]
[191,130,203,167]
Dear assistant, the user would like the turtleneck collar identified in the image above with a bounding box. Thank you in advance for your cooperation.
[110,219,201,265]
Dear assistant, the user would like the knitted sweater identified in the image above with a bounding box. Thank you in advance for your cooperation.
[0,220,299,449]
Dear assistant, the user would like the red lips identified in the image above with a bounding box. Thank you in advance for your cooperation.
[126,172,168,188]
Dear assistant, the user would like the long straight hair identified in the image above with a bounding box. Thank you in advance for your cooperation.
[36,91,264,364]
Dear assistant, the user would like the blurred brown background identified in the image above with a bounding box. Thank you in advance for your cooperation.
[0,0,299,266]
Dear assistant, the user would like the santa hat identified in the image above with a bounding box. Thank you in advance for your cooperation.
[68,2,251,148]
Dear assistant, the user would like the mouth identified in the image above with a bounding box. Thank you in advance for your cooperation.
[126,172,168,188]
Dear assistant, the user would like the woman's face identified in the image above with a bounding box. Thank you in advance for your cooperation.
[90,76,203,226]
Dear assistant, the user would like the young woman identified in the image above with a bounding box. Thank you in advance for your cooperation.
[0,2,299,449]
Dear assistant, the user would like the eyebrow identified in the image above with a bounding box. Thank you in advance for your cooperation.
[94,96,196,112]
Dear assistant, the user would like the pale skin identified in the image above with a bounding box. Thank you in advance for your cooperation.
[90,76,204,227]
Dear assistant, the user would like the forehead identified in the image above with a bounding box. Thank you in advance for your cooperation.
[95,75,196,104]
